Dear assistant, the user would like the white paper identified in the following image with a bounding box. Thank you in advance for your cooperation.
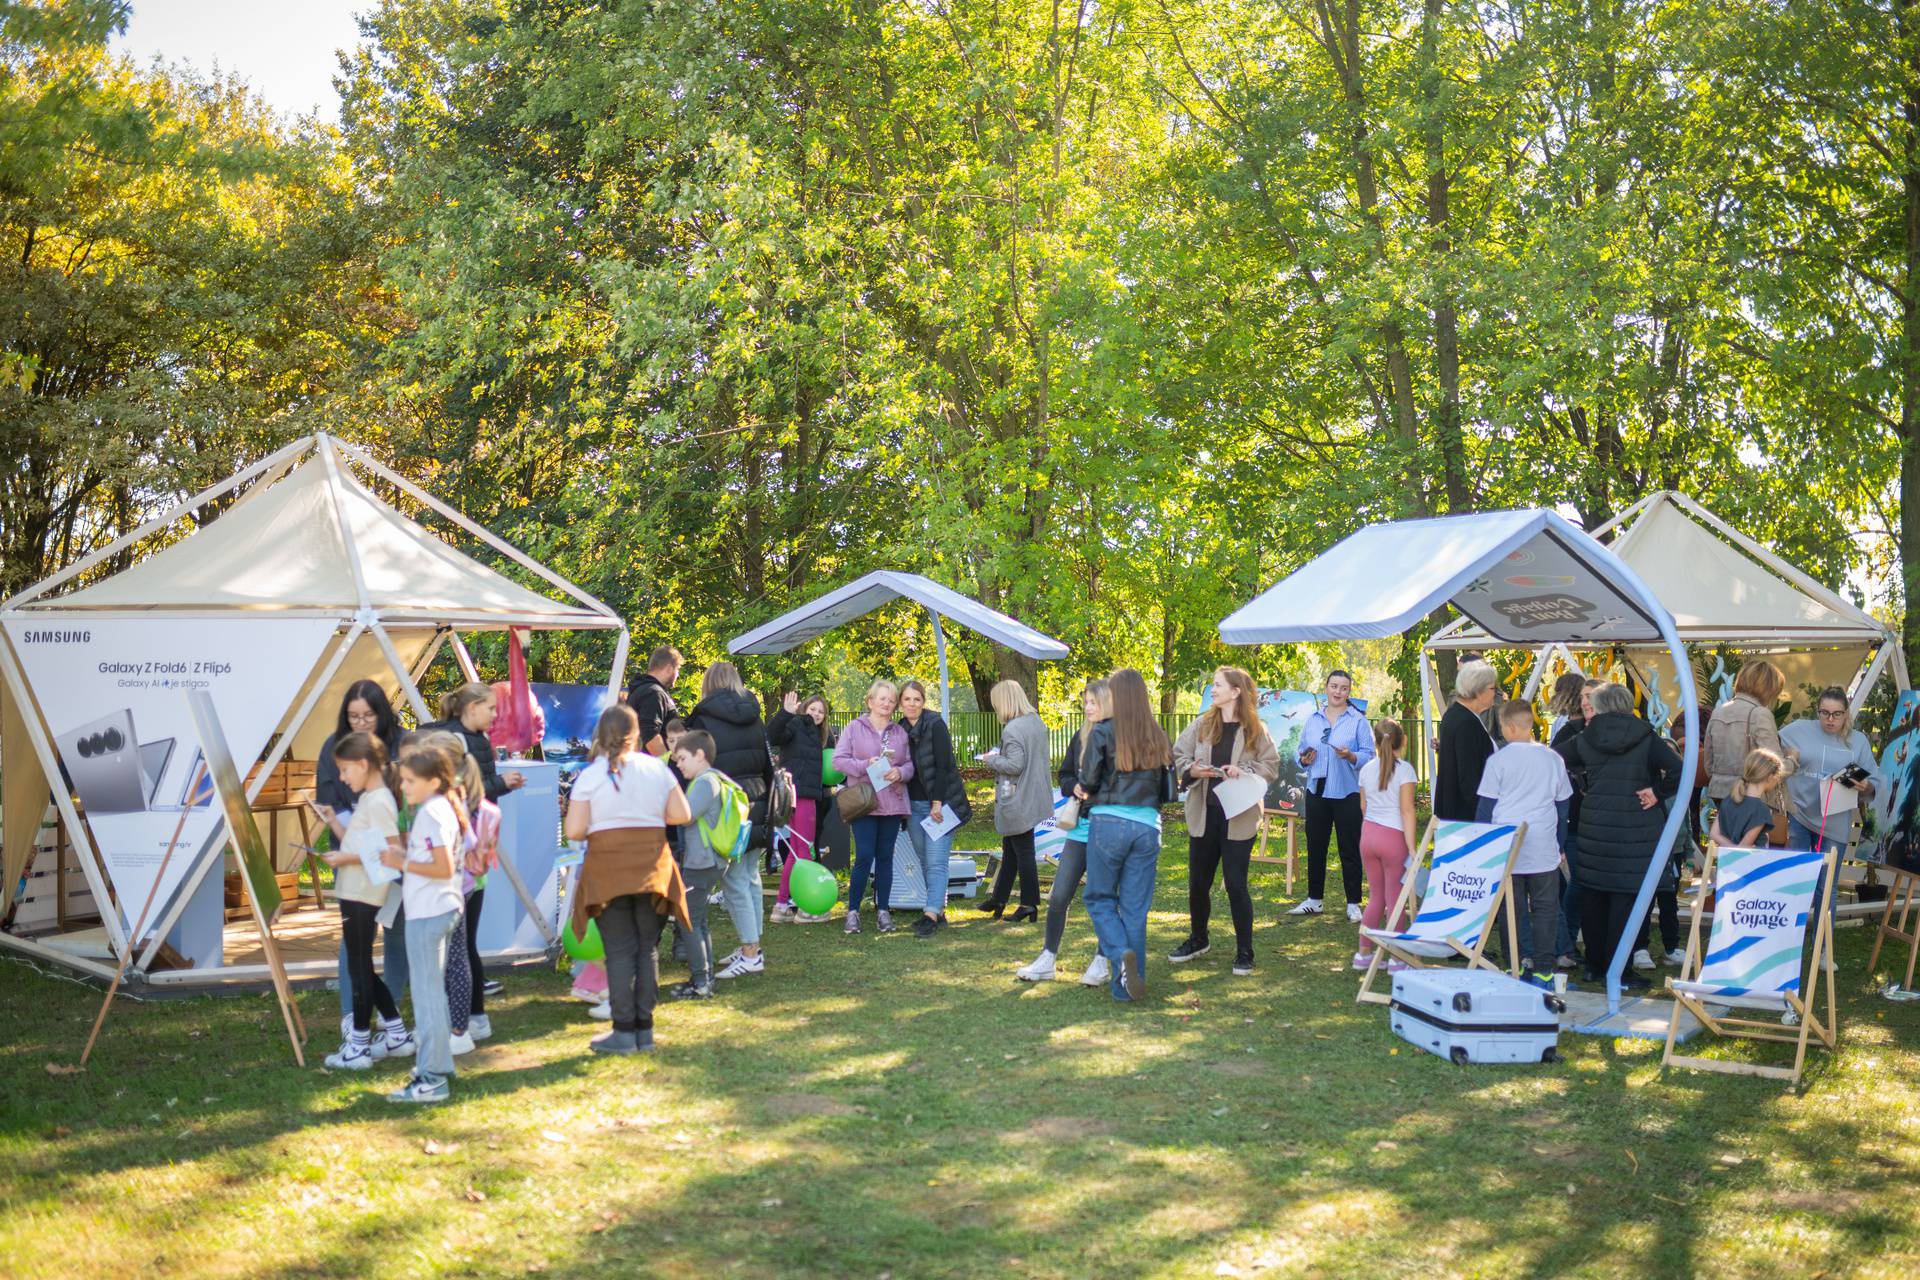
[1210,772,1267,820]
[975,748,1000,761]
[1820,778,1858,818]
[346,826,402,886]
[866,759,894,792]
[920,807,963,840]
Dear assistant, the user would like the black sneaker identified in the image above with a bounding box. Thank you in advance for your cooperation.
[1169,937,1210,964]
[669,982,713,1000]
[912,915,939,938]
[1232,950,1254,976]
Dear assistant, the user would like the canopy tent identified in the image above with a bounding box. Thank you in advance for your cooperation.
[0,432,625,983]
[1219,508,1698,1016]
[1427,492,1905,725]
[727,570,1068,713]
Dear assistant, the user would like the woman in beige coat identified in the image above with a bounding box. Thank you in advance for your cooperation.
[1170,667,1281,975]
[1704,659,1792,819]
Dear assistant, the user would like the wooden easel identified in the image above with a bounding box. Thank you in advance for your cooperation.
[1867,865,1920,994]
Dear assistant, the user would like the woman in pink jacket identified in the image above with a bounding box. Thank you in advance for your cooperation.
[832,680,915,935]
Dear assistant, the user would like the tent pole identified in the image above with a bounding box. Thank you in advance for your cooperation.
[373,621,434,724]
[1519,644,1552,702]
[1897,638,1913,692]
[0,634,129,958]
[410,629,449,683]
[135,622,366,972]
[929,607,951,714]
[1849,641,1894,717]
[1585,489,1661,543]
[448,632,481,682]
[1,435,314,611]
[608,627,631,699]
[1419,648,1441,779]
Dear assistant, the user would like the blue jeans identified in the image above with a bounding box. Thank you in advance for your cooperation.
[906,800,955,914]
[335,903,408,1018]
[848,815,903,914]
[405,908,461,1080]
[1083,814,1160,1000]
[1788,816,1847,922]
[719,853,763,946]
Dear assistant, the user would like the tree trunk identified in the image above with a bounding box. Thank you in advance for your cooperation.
[1422,0,1469,513]
[1901,0,1920,682]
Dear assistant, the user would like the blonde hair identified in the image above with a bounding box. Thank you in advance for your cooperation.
[990,680,1036,723]
[1733,659,1784,706]
[1455,660,1498,701]
[1731,748,1784,803]
[1196,667,1271,755]
[1371,719,1406,792]
[701,661,746,697]
[1079,679,1111,771]
[864,679,899,710]
[440,681,494,723]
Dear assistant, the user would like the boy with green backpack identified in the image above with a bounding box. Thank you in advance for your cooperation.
[668,730,752,998]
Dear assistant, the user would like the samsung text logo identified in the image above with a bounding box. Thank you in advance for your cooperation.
[20,629,90,644]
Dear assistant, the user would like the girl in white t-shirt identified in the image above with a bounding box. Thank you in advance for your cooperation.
[380,743,469,1104]
[1355,719,1418,969]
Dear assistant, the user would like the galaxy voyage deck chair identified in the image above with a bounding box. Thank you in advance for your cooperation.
[1661,842,1839,1088]
[1356,820,1525,1006]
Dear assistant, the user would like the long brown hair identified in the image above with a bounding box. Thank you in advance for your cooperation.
[590,704,641,789]
[1196,667,1269,754]
[331,731,396,795]
[1107,668,1171,771]
[398,743,459,798]
[1369,719,1406,792]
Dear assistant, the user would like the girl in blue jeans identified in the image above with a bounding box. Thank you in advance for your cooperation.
[1075,669,1174,1001]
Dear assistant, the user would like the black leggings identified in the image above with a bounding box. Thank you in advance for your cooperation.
[1303,790,1363,904]
[464,886,486,1015]
[1188,820,1255,951]
[340,899,399,1033]
[1579,888,1644,981]
[992,829,1040,908]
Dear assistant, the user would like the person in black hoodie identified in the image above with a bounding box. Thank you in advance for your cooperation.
[898,679,970,938]
[1434,660,1499,821]
[1546,675,1601,971]
[685,661,775,978]
[626,645,682,757]
[768,692,830,922]
[1556,681,1683,989]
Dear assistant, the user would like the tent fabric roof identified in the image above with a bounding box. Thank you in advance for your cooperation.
[1428,493,1887,650]
[22,456,612,627]
[728,571,1069,659]
[1218,509,1667,646]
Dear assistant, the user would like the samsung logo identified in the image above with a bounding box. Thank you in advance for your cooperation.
[20,629,90,644]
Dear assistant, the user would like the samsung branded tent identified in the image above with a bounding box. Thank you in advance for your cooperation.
[0,432,625,986]
[1426,492,1905,725]
[727,570,1069,712]
[1218,508,1698,1015]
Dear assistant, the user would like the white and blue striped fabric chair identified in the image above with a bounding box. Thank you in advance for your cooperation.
[1356,820,1524,1006]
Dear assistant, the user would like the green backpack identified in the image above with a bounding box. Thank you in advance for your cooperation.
[698,773,753,862]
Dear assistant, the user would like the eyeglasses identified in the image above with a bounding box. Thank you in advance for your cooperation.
[1319,727,1331,743]
[347,711,379,727]
[1817,708,1847,721]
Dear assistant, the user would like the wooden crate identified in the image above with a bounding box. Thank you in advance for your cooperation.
[245,760,317,807]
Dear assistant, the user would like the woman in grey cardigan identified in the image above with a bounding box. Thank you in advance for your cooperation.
[980,680,1053,921]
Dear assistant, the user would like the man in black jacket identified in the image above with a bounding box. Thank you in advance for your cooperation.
[627,646,682,757]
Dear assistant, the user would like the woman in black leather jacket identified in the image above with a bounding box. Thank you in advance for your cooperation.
[1075,668,1174,1002]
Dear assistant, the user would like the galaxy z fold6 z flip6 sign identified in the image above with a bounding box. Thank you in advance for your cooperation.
[1451,528,1660,646]
[4,617,337,937]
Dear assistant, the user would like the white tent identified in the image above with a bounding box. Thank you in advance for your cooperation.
[1219,508,1698,1016]
[728,570,1068,711]
[0,432,625,984]
[1427,492,1906,723]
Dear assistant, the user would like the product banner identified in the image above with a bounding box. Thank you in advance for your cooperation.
[3,617,339,939]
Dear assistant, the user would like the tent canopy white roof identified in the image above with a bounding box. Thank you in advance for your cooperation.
[9,438,617,631]
[1427,491,1888,650]
[728,570,1068,659]
[1218,509,1666,647]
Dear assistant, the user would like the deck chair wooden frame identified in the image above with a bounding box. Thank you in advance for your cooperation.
[1866,864,1920,993]
[1661,843,1839,1088]
[1356,819,1526,1006]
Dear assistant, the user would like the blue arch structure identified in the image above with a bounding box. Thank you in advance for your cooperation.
[1218,508,1698,1017]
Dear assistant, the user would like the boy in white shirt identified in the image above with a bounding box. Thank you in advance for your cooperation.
[1475,699,1572,990]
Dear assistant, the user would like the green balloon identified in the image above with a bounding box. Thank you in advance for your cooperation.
[821,747,845,786]
[789,859,839,915]
[563,917,604,962]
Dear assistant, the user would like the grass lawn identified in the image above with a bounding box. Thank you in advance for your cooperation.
[4,799,1919,1280]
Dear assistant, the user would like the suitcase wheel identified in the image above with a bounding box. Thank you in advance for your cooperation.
[1545,995,1567,1015]
[1449,1046,1469,1065]
[1452,992,1472,1013]
[1540,1046,1560,1064]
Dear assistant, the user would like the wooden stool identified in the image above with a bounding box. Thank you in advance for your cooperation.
[1250,808,1299,897]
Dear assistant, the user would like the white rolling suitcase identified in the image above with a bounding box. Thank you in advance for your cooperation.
[1389,969,1565,1065]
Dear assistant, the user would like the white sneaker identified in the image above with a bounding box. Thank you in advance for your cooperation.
[324,1037,376,1070]
[708,889,726,906]
[339,1014,354,1040]
[716,950,765,980]
[588,1001,612,1021]
[570,985,603,1003]
[1351,951,1372,971]
[1631,949,1655,972]
[1017,949,1057,982]
[796,910,833,924]
[1346,903,1364,924]
[449,1031,476,1057]
[467,1013,492,1042]
[1287,898,1324,916]
[716,947,745,969]
[369,1024,409,1060]
[769,902,797,924]
[1079,954,1111,987]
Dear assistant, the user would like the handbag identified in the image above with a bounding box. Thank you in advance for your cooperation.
[1056,797,1082,830]
[836,779,877,823]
